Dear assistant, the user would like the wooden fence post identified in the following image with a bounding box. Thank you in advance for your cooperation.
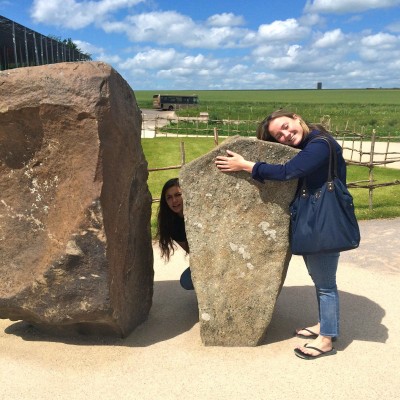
[368,129,376,210]
[214,127,218,146]
[180,141,186,165]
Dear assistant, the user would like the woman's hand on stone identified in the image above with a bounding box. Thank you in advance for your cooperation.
[215,150,255,173]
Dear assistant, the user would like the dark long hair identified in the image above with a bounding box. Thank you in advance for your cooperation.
[156,178,181,261]
[256,109,329,142]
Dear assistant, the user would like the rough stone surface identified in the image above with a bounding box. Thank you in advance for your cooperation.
[180,136,299,346]
[0,62,153,337]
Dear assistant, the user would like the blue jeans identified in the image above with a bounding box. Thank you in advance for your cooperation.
[303,252,340,337]
[180,267,194,290]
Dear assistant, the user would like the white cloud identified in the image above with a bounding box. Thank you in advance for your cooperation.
[361,32,398,47]
[158,67,195,78]
[299,12,326,27]
[119,48,178,70]
[266,45,304,71]
[72,40,103,55]
[252,44,276,57]
[287,44,302,57]
[314,29,345,48]
[181,54,217,69]
[228,64,248,75]
[252,72,278,83]
[97,53,123,64]
[358,33,400,62]
[103,11,248,49]
[258,19,310,41]
[155,64,227,87]
[358,48,381,61]
[31,0,143,29]
[120,11,195,42]
[73,39,122,63]
[25,0,400,89]
[118,48,220,75]
[206,13,245,27]
[255,42,348,75]
[304,0,400,14]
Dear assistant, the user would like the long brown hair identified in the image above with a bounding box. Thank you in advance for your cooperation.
[156,178,182,261]
[256,109,329,142]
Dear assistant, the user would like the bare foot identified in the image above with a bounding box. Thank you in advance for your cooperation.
[295,335,333,357]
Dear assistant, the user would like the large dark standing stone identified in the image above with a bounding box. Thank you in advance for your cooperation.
[180,136,299,346]
[0,61,153,337]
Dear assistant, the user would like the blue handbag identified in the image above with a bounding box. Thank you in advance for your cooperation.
[289,136,360,255]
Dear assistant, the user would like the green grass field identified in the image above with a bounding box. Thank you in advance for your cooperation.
[135,89,400,137]
[136,89,400,105]
[143,137,400,236]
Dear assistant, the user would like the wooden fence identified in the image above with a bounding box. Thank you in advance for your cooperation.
[146,115,400,209]
[335,129,400,209]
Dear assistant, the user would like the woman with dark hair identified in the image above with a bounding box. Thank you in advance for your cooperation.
[156,178,193,290]
[215,109,348,360]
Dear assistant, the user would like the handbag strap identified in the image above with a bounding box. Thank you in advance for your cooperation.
[300,134,338,195]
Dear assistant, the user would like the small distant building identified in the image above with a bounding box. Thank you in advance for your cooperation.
[317,82,322,90]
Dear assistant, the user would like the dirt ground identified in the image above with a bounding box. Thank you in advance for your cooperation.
[1,218,399,400]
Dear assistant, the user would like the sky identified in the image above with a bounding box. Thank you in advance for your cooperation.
[1,0,400,91]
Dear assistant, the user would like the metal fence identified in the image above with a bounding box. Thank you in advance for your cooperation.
[0,15,91,71]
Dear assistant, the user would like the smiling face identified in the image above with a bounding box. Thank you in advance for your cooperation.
[165,185,184,216]
[267,115,304,147]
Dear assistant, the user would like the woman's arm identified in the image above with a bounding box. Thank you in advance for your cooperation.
[215,140,330,181]
[252,139,330,181]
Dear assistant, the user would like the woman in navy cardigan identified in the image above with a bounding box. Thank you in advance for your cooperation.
[215,109,346,360]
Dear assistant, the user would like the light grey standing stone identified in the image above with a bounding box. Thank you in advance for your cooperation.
[180,136,299,346]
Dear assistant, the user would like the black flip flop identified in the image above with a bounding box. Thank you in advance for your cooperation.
[294,345,337,360]
[294,327,318,339]
[294,328,337,342]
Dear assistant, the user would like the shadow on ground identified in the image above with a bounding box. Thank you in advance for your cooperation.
[4,280,198,346]
[4,281,387,349]
[263,285,388,349]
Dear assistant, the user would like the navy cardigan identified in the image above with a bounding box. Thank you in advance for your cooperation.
[251,130,346,192]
